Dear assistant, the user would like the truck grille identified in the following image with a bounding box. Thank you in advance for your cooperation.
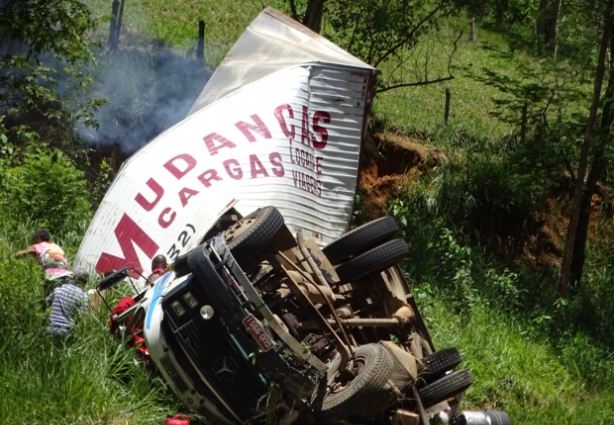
[174,319,267,419]
[163,275,267,421]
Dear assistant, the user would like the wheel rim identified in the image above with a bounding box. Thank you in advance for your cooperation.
[223,214,259,245]
[328,355,367,395]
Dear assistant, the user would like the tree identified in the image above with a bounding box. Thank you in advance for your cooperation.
[558,0,614,298]
[286,0,465,93]
[567,15,614,290]
[0,0,104,150]
[304,0,326,33]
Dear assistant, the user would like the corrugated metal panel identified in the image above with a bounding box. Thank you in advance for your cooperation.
[75,10,376,280]
[188,7,374,116]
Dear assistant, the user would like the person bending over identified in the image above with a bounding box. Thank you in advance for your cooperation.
[45,268,89,344]
[13,229,73,293]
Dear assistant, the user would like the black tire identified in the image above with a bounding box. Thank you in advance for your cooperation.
[222,206,284,263]
[319,344,394,421]
[421,348,462,379]
[323,217,399,265]
[335,239,409,283]
[418,369,473,408]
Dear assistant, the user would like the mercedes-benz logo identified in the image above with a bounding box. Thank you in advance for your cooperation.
[214,356,237,375]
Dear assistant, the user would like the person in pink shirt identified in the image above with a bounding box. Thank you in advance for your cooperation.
[14,229,73,291]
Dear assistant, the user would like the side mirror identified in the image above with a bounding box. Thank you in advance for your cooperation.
[97,267,130,291]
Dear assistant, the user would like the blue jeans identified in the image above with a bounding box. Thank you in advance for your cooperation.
[45,326,73,345]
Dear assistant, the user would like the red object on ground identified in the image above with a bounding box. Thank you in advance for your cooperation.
[108,296,150,359]
[165,414,190,425]
[108,296,136,333]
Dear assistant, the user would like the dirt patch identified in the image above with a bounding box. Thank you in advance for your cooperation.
[372,132,446,173]
[358,132,446,218]
[523,181,614,267]
[358,131,614,268]
[522,201,566,268]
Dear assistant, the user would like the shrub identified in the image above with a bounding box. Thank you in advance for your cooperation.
[0,144,91,234]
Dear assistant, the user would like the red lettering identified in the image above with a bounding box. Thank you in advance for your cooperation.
[291,170,322,198]
[235,114,272,142]
[250,155,269,178]
[96,214,159,275]
[164,154,197,179]
[203,133,237,156]
[274,104,295,141]
[224,159,243,180]
[178,187,199,207]
[269,152,284,177]
[312,111,330,150]
[316,156,323,174]
[158,207,176,228]
[135,178,164,212]
[197,169,223,187]
[301,106,310,146]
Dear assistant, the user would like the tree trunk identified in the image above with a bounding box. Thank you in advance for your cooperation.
[552,0,563,60]
[303,0,326,33]
[569,28,614,288]
[533,19,539,55]
[537,0,559,46]
[287,0,300,21]
[558,0,614,298]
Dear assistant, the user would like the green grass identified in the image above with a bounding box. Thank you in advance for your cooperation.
[373,20,514,141]
[373,18,594,148]
[421,298,614,425]
[86,0,289,66]
[0,222,178,424]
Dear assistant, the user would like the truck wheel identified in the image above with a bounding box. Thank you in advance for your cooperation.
[222,206,284,263]
[323,217,399,265]
[335,239,409,283]
[421,347,462,380]
[417,369,473,408]
[319,344,394,421]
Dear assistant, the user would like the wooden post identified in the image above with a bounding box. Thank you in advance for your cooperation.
[108,0,119,51]
[115,0,126,48]
[197,21,205,62]
[444,87,451,125]
[470,17,476,43]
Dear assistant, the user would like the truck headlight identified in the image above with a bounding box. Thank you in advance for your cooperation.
[200,305,214,320]
[171,301,186,317]
[183,292,199,309]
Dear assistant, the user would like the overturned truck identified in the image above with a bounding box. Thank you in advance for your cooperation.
[97,206,511,425]
[77,7,511,425]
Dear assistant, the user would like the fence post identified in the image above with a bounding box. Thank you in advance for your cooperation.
[108,0,119,51]
[444,87,451,125]
[115,0,126,48]
[470,17,477,42]
[197,21,205,63]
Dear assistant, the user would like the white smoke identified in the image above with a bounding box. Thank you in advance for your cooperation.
[77,47,210,153]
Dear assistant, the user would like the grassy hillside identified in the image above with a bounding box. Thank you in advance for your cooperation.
[1,1,614,424]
